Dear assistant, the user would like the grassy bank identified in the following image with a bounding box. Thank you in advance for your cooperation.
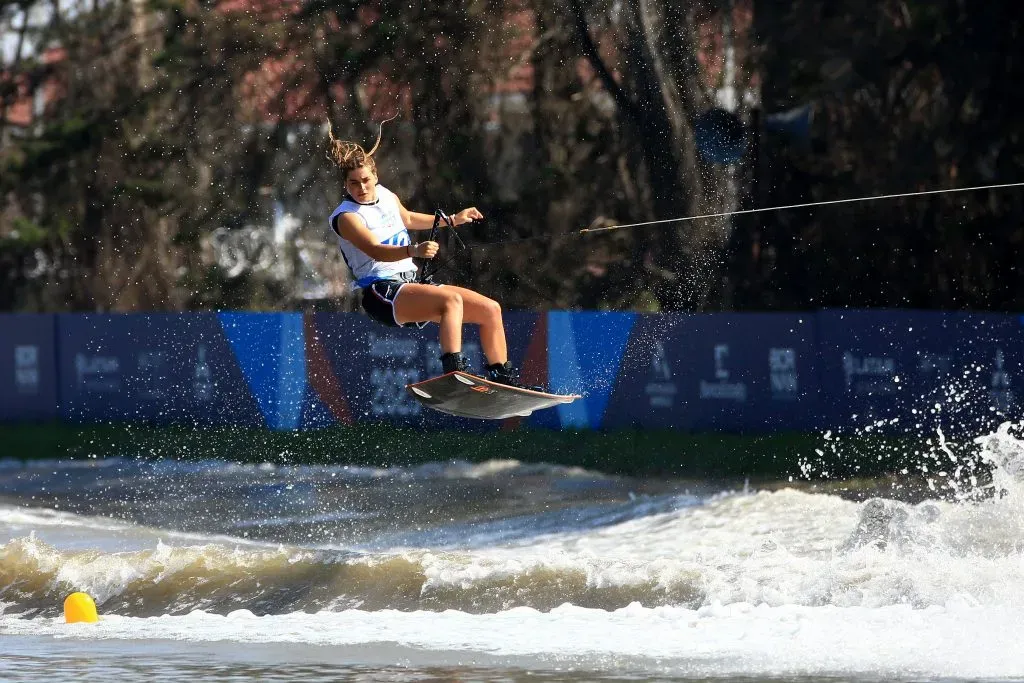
[0,421,941,480]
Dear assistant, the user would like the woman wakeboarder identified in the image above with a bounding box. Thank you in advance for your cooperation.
[326,119,527,387]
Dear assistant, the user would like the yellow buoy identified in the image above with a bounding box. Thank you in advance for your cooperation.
[64,592,98,624]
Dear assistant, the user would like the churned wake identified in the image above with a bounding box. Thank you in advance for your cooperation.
[2,425,1024,680]
[2,423,1024,621]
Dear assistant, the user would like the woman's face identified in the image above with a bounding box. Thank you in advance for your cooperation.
[345,165,378,203]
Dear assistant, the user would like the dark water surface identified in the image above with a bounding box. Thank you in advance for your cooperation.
[3,433,1024,682]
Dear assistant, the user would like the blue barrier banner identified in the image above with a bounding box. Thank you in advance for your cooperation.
[601,313,820,432]
[598,313,688,430]
[0,314,58,421]
[16,308,1019,434]
[218,313,305,430]
[500,311,548,428]
[546,311,637,429]
[944,312,1023,434]
[815,310,1023,435]
[816,309,950,432]
[56,313,301,428]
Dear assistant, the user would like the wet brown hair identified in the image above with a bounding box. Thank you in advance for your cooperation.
[326,115,397,179]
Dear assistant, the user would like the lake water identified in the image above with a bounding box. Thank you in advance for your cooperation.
[3,423,1024,681]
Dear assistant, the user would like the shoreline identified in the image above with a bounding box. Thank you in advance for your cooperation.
[0,422,963,482]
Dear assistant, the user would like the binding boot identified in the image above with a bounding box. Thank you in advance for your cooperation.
[440,351,470,375]
[485,361,519,386]
[485,362,543,391]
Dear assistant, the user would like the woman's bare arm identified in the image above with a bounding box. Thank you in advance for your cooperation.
[334,213,437,261]
[396,197,484,230]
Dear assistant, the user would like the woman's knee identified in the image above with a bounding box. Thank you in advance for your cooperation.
[466,295,501,324]
[484,297,502,322]
[440,289,464,316]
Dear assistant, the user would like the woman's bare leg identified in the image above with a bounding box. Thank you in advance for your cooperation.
[393,284,507,365]
[439,286,507,365]
[393,284,464,353]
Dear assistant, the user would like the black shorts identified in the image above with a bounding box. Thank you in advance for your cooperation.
[361,275,441,328]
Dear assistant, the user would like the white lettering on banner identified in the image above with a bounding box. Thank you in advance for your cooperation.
[75,353,121,392]
[193,344,214,402]
[769,347,799,400]
[700,380,747,401]
[714,344,730,380]
[136,351,167,400]
[989,348,1014,411]
[367,332,418,361]
[645,341,677,408]
[842,352,898,396]
[700,343,747,402]
[370,367,422,417]
[14,345,40,395]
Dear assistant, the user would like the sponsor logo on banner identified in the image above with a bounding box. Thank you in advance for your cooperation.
[367,332,419,361]
[842,352,898,396]
[14,345,40,395]
[75,353,121,392]
[136,351,168,399]
[644,341,677,408]
[700,344,747,401]
[368,333,424,417]
[989,348,1014,412]
[768,347,798,400]
[369,366,423,416]
[365,337,484,418]
[193,344,214,402]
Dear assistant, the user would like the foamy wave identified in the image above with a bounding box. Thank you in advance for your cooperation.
[0,534,711,617]
[5,474,1024,618]
[409,483,1024,610]
[4,602,1024,679]
[0,506,121,530]
[975,421,1024,489]
[0,504,284,550]
[4,426,1024,618]
[0,536,353,617]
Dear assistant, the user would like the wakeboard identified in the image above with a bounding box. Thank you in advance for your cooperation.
[406,371,581,420]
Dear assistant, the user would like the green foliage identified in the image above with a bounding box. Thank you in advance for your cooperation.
[0,218,46,246]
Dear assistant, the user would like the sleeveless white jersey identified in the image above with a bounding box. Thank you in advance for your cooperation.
[329,185,416,289]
